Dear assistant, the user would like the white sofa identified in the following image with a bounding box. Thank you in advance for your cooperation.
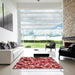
[0,46,24,64]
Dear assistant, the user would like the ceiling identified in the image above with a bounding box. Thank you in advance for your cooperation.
[2,0,62,10]
[15,0,61,3]
[16,0,62,9]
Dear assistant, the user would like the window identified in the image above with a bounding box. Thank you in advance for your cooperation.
[19,10,63,40]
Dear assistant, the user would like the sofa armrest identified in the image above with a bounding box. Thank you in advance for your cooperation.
[0,50,13,64]
[60,46,68,49]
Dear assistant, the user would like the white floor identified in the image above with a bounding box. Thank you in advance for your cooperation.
[0,48,75,75]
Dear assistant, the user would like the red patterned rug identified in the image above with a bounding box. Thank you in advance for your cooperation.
[13,57,63,69]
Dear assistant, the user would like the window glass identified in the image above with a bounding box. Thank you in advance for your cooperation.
[19,10,63,40]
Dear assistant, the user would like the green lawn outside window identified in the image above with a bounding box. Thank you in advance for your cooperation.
[21,40,63,48]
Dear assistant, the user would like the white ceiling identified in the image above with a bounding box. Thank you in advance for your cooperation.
[16,0,61,3]
[3,0,62,10]
[18,3,62,9]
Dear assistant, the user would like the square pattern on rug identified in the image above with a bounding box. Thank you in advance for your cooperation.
[13,57,63,69]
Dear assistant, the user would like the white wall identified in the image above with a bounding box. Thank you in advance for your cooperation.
[0,0,18,42]
[0,27,17,42]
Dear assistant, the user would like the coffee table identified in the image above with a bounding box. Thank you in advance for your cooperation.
[34,49,49,57]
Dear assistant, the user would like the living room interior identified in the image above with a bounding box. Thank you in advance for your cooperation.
[0,0,75,75]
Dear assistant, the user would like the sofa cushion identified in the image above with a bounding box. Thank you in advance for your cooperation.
[13,47,23,60]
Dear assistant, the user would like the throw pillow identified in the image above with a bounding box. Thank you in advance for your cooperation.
[7,43,11,49]
[10,42,18,48]
[0,42,8,49]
